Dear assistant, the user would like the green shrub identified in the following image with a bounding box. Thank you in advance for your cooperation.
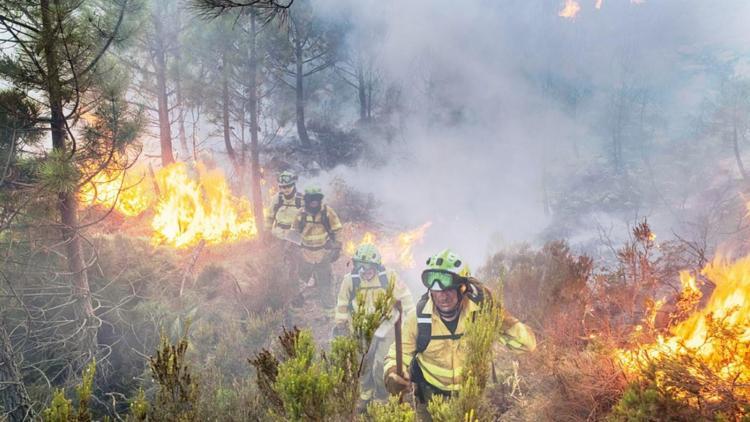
[363,396,415,422]
[41,360,96,422]
[607,382,697,422]
[250,283,396,421]
[147,334,200,421]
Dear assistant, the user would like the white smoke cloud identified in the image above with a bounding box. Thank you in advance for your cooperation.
[306,0,750,272]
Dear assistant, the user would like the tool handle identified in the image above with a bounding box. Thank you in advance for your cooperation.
[394,300,403,377]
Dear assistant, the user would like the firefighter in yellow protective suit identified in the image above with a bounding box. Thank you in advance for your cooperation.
[333,243,416,404]
[266,171,304,240]
[265,171,304,299]
[383,249,536,412]
[292,186,343,308]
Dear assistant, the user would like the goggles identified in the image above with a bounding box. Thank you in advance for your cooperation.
[353,260,378,272]
[278,175,295,187]
[421,270,461,291]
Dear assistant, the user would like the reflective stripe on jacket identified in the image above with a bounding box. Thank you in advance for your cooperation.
[293,206,342,263]
[383,293,536,392]
[267,192,303,227]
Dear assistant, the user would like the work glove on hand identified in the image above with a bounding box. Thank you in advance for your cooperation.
[326,240,342,262]
[384,366,412,395]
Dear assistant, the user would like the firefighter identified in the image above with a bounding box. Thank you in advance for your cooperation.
[266,170,304,240]
[383,249,536,410]
[333,243,416,403]
[292,186,343,308]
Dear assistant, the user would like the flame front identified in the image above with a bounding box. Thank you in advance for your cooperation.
[151,162,257,248]
[79,166,152,217]
[559,0,581,18]
[617,256,750,398]
[82,161,258,248]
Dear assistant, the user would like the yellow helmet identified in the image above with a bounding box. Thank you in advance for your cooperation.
[421,249,471,291]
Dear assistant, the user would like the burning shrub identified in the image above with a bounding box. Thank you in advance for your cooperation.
[612,255,750,420]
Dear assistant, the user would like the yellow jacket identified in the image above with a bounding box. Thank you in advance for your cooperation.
[292,205,343,264]
[266,191,303,238]
[334,269,416,326]
[383,291,536,392]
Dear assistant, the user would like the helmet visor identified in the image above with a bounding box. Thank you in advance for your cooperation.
[278,174,295,186]
[421,270,458,291]
[354,260,378,272]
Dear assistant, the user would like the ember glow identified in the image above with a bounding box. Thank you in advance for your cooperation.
[559,0,581,18]
[617,256,750,396]
[345,222,432,268]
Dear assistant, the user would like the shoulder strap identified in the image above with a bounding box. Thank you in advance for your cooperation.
[321,205,333,237]
[348,267,390,311]
[272,192,283,216]
[377,267,389,289]
[415,292,432,354]
[297,210,308,233]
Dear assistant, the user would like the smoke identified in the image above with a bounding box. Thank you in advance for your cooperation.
[303,0,750,272]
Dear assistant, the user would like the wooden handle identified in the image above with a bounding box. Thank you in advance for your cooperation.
[394,300,403,377]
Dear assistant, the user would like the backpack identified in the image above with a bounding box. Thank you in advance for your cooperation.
[297,205,333,238]
[272,192,302,217]
[348,267,390,312]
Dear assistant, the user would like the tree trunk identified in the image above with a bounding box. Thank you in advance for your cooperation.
[41,0,97,367]
[611,89,625,174]
[174,11,190,159]
[0,327,33,422]
[249,13,265,234]
[367,78,374,120]
[222,53,239,174]
[357,62,367,122]
[732,119,749,183]
[153,12,175,166]
[294,31,311,149]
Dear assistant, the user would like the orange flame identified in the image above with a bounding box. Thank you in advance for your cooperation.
[82,161,259,248]
[151,162,257,248]
[79,166,152,217]
[559,0,581,18]
[346,223,432,268]
[617,257,750,386]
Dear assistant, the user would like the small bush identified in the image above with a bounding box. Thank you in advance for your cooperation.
[41,360,96,422]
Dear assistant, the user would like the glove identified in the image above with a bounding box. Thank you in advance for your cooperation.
[384,366,411,395]
[325,240,342,262]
